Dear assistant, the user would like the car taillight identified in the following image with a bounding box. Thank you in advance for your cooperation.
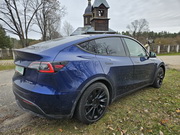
[52,61,68,72]
[28,61,67,73]
[39,62,54,73]
[22,99,33,105]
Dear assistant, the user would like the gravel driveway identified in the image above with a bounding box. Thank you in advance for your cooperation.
[158,55,180,70]
[0,70,36,133]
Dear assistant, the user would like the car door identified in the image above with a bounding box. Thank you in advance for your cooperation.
[94,37,134,95]
[123,37,156,88]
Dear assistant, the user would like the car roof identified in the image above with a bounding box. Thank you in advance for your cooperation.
[18,34,134,55]
[15,34,137,61]
[26,34,131,50]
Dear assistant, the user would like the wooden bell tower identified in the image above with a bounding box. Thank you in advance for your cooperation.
[71,0,116,36]
[91,0,110,31]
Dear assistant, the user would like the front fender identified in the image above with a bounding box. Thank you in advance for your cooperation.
[152,61,166,84]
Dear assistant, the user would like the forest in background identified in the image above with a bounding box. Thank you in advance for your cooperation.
[122,31,180,46]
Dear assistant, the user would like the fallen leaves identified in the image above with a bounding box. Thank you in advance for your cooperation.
[122,129,127,133]
[159,130,164,135]
[121,129,127,135]
[58,128,63,132]
[144,109,149,113]
[107,125,115,131]
[140,126,144,131]
[176,109,180,113]
[107,125,128,135]
[160,119,169,126]
[147,129,153,133]
[74,126,78,130]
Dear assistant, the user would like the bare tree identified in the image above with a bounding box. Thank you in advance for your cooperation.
[32,0,65,41]
[127,19,149,39]
[0,0,42,47]
[62,21,74,36]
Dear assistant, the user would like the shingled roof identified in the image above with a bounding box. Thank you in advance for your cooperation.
[84,0,92,14]
[92,0,110,8]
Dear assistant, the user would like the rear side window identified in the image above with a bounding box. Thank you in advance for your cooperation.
[78,37,126,56]
[78,40,97,53]
[27,36,86,50]
[95,37,126,56]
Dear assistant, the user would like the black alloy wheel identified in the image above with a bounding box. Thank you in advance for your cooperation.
[153,67,165,88]
[76,82,109,124]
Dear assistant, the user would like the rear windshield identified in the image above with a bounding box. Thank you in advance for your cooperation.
[26,36,87,50]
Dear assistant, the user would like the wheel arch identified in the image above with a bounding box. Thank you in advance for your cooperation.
[70,76,115,118]
[158,62,166,76]
[154,62,166,77]
[152,62,165,88]
[160,64,165,74]
[151,62,165,86]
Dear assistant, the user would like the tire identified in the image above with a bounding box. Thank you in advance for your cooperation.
[76,82,109,124]
[152,67,165,88]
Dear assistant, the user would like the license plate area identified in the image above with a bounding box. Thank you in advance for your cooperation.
[15,66,25,75]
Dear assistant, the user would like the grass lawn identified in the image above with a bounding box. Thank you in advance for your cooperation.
[0,65,15,71]
[0,59,14,71]
[3,69,180,135]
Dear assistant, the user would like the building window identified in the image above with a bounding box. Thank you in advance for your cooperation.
[85,17,88,24]
[98,10,104,16]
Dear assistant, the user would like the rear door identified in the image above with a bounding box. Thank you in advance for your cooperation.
[94,37,134,95]
[123,37,156,88]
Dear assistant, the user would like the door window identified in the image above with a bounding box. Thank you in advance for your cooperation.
[124,38,147,57]
[78,37,126,56]
[95,37,126,56]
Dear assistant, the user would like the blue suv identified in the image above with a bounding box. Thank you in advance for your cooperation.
[13,34,165,124]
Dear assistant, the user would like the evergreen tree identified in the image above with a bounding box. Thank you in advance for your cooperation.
[0,24,11,49]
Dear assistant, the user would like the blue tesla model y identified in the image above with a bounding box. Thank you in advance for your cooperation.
[13,34,165,124]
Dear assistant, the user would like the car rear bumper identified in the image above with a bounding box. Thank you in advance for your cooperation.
[13,82,79,119]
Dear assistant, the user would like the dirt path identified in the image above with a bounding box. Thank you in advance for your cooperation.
[0,70,36,133]
[158,55,180,70]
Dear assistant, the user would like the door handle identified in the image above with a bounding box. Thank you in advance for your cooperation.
[105,62,113,65]
[134,61,140,64]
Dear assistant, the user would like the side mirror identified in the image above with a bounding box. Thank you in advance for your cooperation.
[149,52,156,58]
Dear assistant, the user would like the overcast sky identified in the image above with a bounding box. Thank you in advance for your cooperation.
[61,0,180,33]
[1,0,180,39]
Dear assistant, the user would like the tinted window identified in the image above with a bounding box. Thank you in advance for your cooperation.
[26,36,87,50]
[95,37,126,56]
[124,38,146,57]
[78,40,97,53]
